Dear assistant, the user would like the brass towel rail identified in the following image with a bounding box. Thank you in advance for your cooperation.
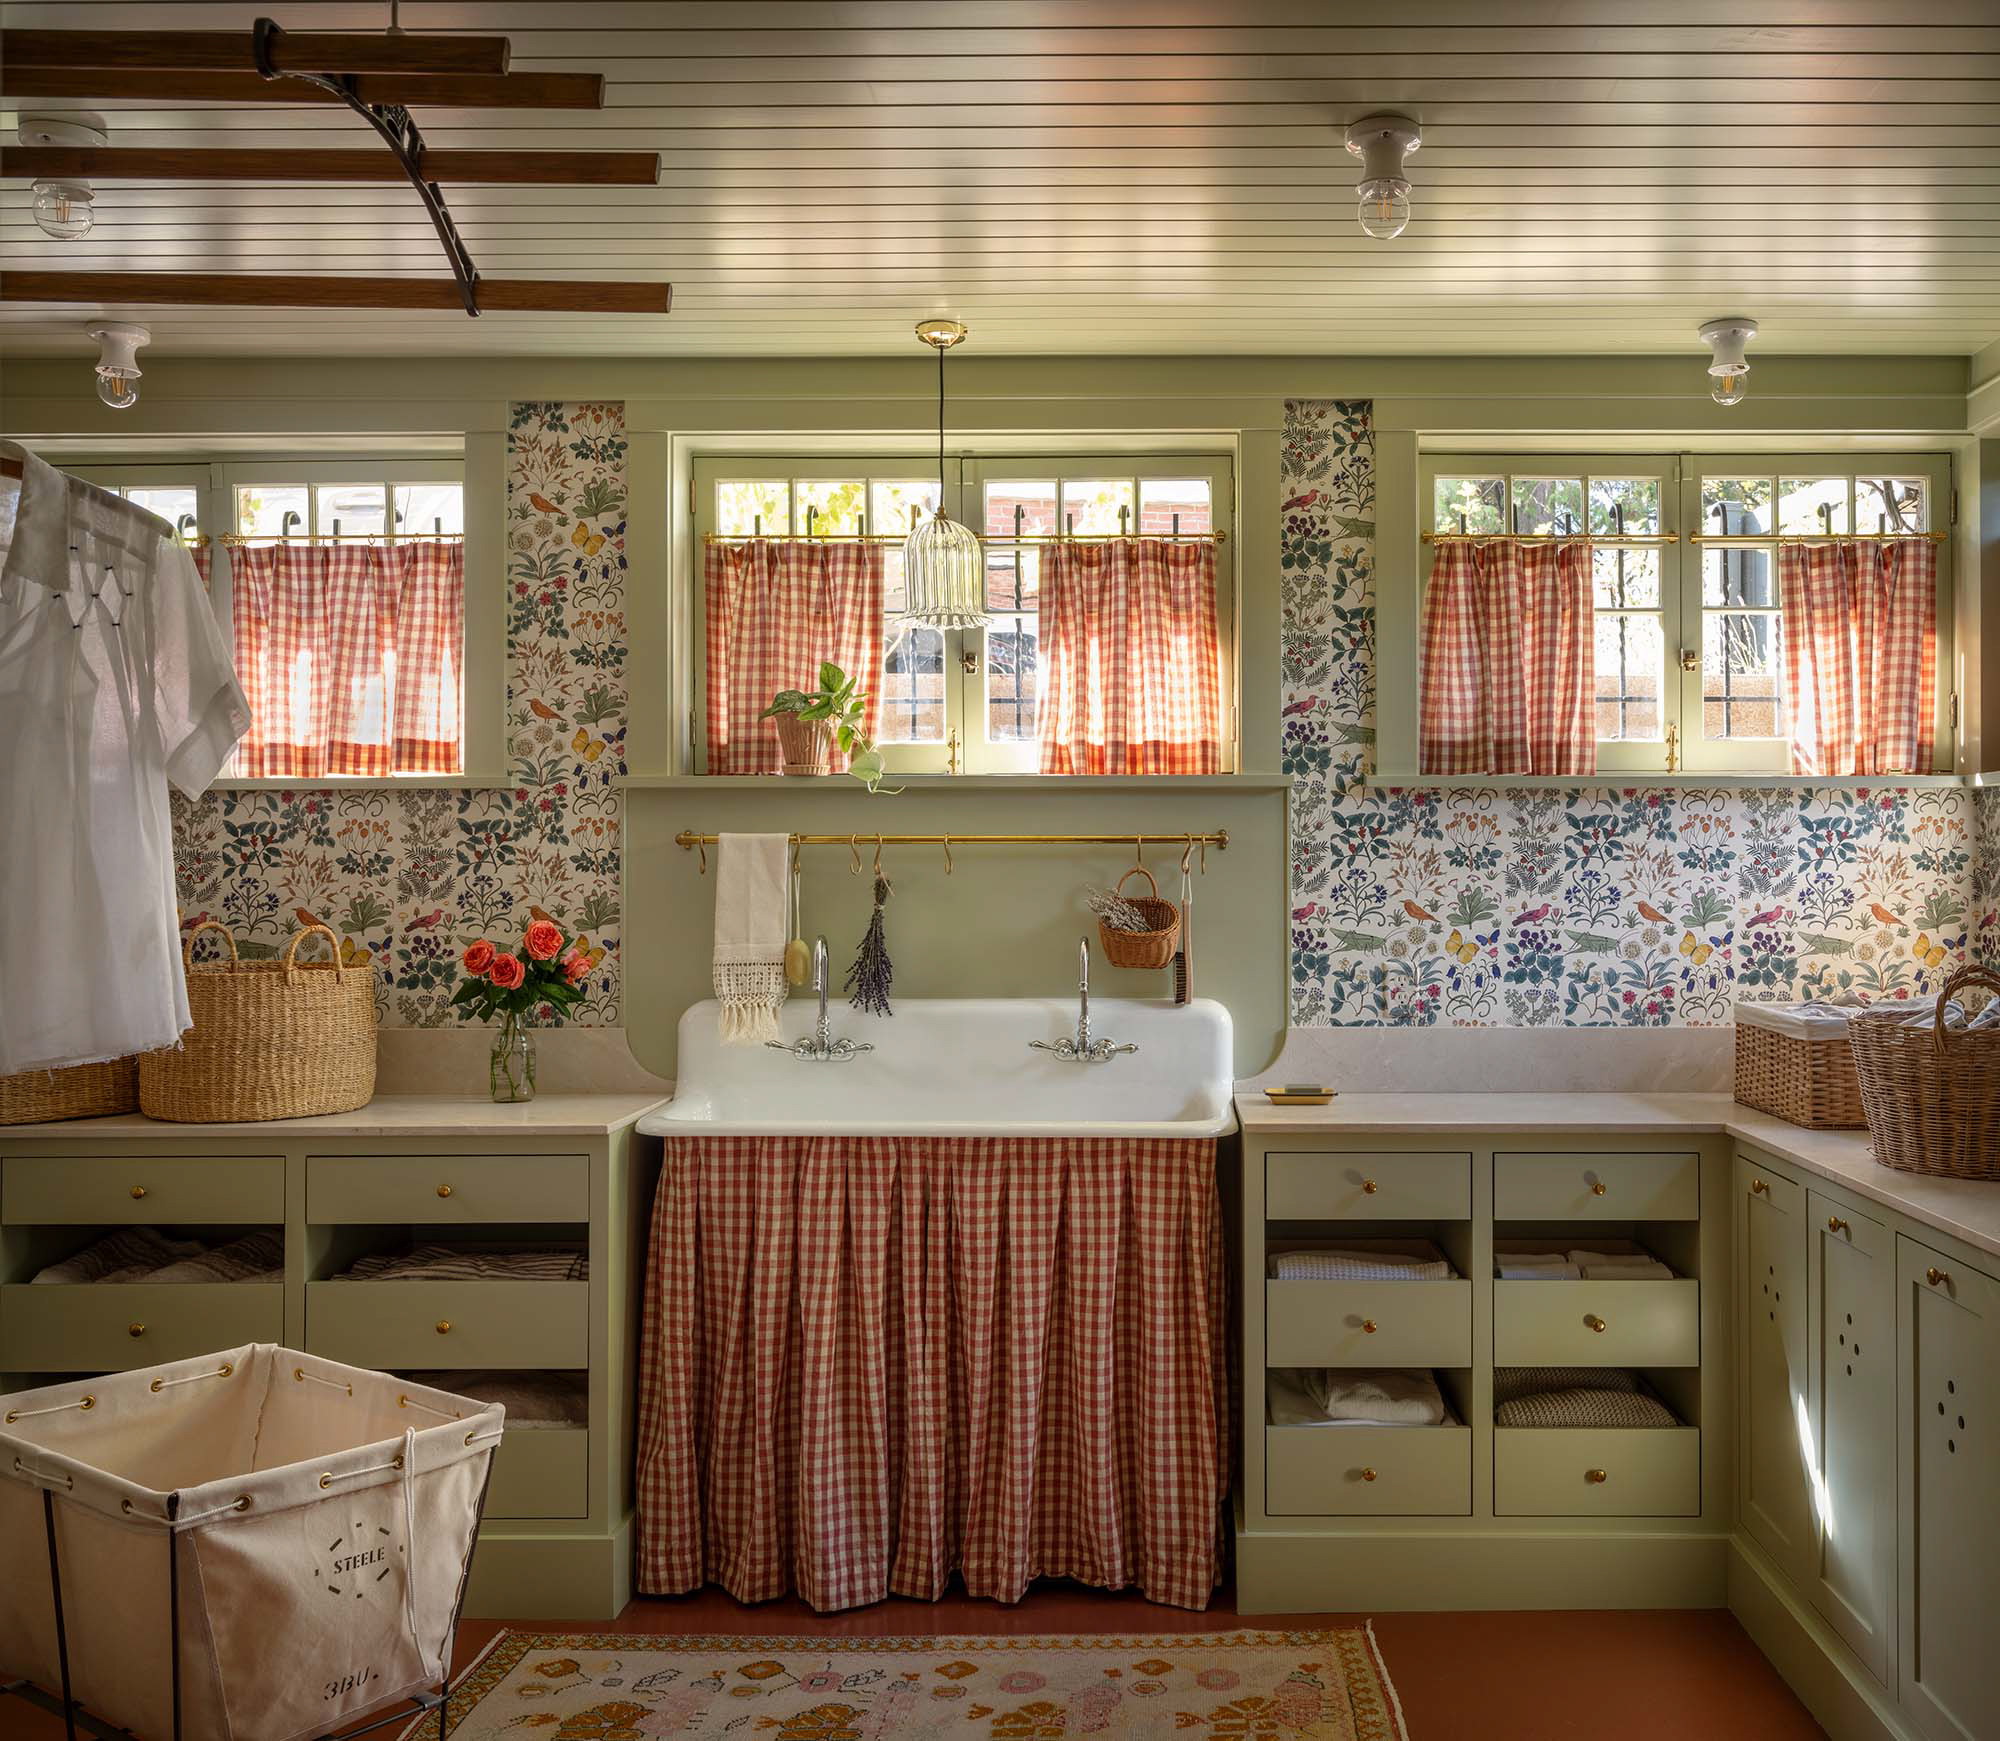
[675,829,1227,851]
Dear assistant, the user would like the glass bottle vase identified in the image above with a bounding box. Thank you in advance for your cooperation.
[489,1013,537,1103]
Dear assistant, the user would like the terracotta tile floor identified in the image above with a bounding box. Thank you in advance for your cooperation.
[9,1581,1827,1739]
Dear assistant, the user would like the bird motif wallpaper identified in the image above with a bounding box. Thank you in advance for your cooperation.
[169,401,629,1026]
[1280,398,1986,1027]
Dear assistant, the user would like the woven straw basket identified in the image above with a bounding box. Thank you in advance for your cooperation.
[1098,865,1181,970]
[139,922,376,1123]
[1734,1003,1868,1130]
[1847,965,2000,1180]
[0,1057,138,1126]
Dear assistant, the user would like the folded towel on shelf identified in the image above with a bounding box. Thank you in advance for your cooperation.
[31,1227,205,1284]
[145,1230,285,1284]
[1568,1249,1675,1280]
[1493,1366,1642,1407]
[1267,1369,1331,1427]
[339,1244,587,1282]
[712,831,790,1044]
[1306,1368,1449,1426]
[1497,1386,1680,1429]
[1269,1248,1453,1282]
[400,1369,588,1428]
[1496,1255,1583,1280]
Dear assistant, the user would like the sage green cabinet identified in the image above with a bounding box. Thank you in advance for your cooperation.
[3,1153,282,1225]
[1737,1155,1815,1587]
[307,1152,587,1225]
[1494,1150,1700,1221]
[0,1282,284,1371]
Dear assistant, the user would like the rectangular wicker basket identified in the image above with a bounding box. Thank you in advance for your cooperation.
[1734,1002,1868,1130]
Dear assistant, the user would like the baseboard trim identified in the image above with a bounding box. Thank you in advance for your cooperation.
[462,1511,634,1621]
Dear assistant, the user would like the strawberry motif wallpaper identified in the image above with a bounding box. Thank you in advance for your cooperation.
[1281,399,1982,1027]
[170,402,629,1026]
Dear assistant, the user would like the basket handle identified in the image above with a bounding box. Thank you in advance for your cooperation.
[1932,964,2000,1052]
[1115,865,1162,902]
[283,923,342,977]
[182,919,240,971]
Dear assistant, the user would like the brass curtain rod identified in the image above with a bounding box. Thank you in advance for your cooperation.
[675,829,1228,851]
[702,531,1225,546]
[217,531,466,545]
[1691,531,1947,545]
[1421,531,1676,545]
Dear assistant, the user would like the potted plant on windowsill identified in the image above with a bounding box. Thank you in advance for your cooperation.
[762,662,892,791]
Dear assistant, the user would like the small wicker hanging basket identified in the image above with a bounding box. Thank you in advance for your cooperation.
[1097,865,1181,971]
[138,922,376,1123]
[1847,965,2000,1180]
[0,1057,139,1126]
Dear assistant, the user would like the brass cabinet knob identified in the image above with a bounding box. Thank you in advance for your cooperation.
[1359,1467,1378,1482]
[435,1320,452,1335]
[1589,1180,1608,1196]
[129,1185,147,1200]
[1361,1179,1379,1195]
[1751,1178,1769,1196]
[1585,1468,1609,1485]
[1828,1216,1849,1235]
[1585,1314,1608,1333]
[1926,1267,1952,1288]
[127,1323,145,1338]
[1361,1318,1379,1334]
[436,1183,454,1198]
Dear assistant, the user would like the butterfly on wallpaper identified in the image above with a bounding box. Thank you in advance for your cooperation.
[338,937,374,968]
[1444,928,1481,964]
[567,935,608,973]
[570,521,607,557]
[572,727,609,762]
[1913,932,1949,968]
[1678,931,1715,967]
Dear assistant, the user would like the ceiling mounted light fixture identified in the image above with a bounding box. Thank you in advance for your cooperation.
[20,115,107,240]
[1345,114,1422,240]
[902,318,985,630]
[90,323,150,410]
[1699,316,1758,407]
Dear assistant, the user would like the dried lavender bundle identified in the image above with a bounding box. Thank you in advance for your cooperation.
[846,875,894,1016]
[1085,885,1150,932]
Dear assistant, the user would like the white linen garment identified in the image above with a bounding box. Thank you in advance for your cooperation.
[0,442,249,1073]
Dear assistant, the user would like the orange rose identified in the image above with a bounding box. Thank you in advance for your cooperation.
[488,952,526,990]
[524,918,564,961]
[461,939,496,976]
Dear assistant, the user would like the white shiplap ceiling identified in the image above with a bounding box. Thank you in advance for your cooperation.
[2,0,1999,358]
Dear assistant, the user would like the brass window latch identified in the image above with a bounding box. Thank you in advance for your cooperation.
[1664,722,1681,773]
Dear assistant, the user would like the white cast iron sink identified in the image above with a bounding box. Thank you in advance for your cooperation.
[638,997,1235,1139]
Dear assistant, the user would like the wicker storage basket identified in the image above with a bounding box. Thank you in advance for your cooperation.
[0,1057,138,1126]
[138,922,376,1123]
[1847,966,2000,1180]
[1097,865,1181,970]
[1734,1002,1868,1129]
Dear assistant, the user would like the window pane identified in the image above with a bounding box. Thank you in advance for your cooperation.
[796,477,865,535]
[1855,475,1928,534]
[1594,612,1663,742]
[878,622,944,743]
[882,548,908,615]
[316,482,385,535]
[986,479,1056,538]
[1592,546,1660,610]
[235,483,307,536]
[1060,478,1135,536]
[1433,476,1504,534]
[985,548,1038,613]
[1587,477,1660,537]
[1778,477,1847,535]
[1700,476,1773,536]
[1703,612,1784,739]
[986,614,1038,742]
[124,486,199,535]
[1139,477,1211,534]
[715,479,787,536]
[1511,476,1585,536]
[394,482,464,535]
[873,477,940,540]
[1702,547,1775,609]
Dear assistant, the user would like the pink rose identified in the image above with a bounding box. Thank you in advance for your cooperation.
[461,940,496,975]
[488,953,525,990]
[562,951,591,988]
[524,919,563,960]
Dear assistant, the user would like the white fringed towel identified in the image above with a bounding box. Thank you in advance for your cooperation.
[713,832,790,1043]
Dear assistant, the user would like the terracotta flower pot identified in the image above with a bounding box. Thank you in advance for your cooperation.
[774,714,834,775]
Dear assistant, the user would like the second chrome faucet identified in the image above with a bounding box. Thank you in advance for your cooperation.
[767,936,874,1062]
[1030,937,1138,1063]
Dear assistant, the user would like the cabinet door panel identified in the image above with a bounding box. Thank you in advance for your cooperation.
[1809,1193,1894,1688]
[1898,1239,2000,1741]
[1738,1156,1815,1585]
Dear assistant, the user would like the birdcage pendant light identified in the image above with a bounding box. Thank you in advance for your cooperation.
[902,318,986,630]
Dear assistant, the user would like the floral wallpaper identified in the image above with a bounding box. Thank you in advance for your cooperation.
[170,402,630,1026]
[1280,399,1980,1027]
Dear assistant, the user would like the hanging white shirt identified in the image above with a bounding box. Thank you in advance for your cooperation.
[0,442,250,1074]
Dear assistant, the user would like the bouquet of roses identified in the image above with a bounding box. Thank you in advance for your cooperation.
[453,916,595,1022]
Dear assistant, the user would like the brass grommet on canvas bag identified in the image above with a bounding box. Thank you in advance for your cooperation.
[233,1496,251,1511]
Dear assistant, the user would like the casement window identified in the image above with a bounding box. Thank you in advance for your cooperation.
[693,453,1235,775]
[1419,451,1954,777]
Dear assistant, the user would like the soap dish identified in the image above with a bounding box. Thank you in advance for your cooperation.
[1264,1085,1335,1106]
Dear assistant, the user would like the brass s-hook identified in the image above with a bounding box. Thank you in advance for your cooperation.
[1180,833,1194,877]
[697,838,708,876]
[849,834,862,875]
[942,834,954,876]
[873,835,885,878]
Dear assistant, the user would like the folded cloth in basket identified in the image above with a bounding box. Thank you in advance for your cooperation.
[340,1243,588,1282]
[1492,1366,1641,1407]
[144,1229,284,1284]
[1894,998,2000,1030]
[1269,1247,1453,1281]
[1306,1368,1448,1426]
[31,1227,205,1284]
[400,1369,588,1427]
[1497,1386,1679,1429]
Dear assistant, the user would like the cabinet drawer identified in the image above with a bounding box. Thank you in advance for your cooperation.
[486,1427,589,1520]
[3,1155,282,1226]
[1266,1153,1471,1222]
[1267,1424,1470,1517]
[1495,1427,1700,1517]
[1266,1279,1472,1368]
[0,1282,283,1372]
[306,1280,587,1370]
[307,1154,587,1225]
[1493,1152,1699,1221]
[1493,1278,1700,1367]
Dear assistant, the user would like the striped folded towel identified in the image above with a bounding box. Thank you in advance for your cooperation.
[341,1244,588,1282]
[1493,1367,1641,1407]
[31,1227,205,1284]
[1270,1248,1453,1282]
[146,1229,285,1284]
[401,1369,588,1428]
[1497,1386,1679,1429]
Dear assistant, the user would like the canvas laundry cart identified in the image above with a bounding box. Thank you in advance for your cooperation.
[0,1345,502,1741]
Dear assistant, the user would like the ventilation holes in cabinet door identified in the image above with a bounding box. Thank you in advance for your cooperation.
[1939,1376,1965,1454]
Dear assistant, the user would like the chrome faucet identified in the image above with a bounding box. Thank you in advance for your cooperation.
[1030,938,1138,1063]
[767,936,874,1062]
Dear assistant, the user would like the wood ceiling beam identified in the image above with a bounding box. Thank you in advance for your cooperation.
[1,148,662,187]
[0,271,670,315]
[0,29,509,76]
[1,68,604,110]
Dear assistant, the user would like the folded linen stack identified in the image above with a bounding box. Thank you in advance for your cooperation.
[30,1227,283,1285]
[1496,1251,1581,1280]
[1269,1246,1454,1281]
[1268,1367,1449,1427]
[1492,1366,1678,1428]
[1495,1248,1673,1281]
[339,1243,588,1282]
[399,1369,589,1428]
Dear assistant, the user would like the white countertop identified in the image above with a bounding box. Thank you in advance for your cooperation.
[0,1094,670,1140]
[1236,1090,2000,1262]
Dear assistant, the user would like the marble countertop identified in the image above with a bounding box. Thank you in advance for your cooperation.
[0,1094,670,1140]
[1235,1090,2000,1262]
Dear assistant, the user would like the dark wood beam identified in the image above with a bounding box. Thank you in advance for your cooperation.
[1,147,662,187]
[2,68,604,109]
[1,29,509,76]
[0,271,671,314]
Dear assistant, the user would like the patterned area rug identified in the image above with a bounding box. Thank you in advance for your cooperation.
[408,1628,1407,1739]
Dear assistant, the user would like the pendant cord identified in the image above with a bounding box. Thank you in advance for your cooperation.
[936,340,946,503]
